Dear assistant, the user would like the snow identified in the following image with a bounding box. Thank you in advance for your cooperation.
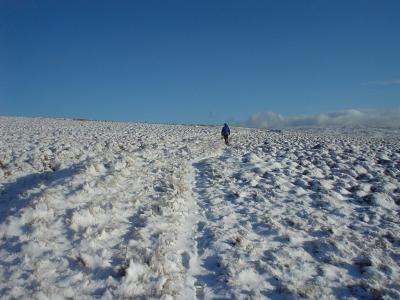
[1,116,400,299]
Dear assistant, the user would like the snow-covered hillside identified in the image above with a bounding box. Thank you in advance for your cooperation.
[0,116,399,299]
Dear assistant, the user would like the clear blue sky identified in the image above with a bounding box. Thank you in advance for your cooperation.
[1,0,399,124]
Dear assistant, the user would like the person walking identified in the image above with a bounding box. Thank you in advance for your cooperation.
[221,123,231,145]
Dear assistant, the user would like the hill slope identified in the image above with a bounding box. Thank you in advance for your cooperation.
[1,117,399,299]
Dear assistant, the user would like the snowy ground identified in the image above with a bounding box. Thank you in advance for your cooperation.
[0,116,399,299]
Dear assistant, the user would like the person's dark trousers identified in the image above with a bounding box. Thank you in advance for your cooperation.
[223,135,229,145]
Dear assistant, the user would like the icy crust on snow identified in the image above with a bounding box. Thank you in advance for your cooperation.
[0,116,400,299]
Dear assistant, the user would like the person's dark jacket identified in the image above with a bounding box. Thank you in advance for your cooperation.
[221,124,230,137]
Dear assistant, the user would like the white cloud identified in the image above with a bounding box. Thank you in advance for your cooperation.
[363,79,400,86]
[240,108,400,128]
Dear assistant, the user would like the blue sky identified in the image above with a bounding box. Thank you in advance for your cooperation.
[1,0,399,125]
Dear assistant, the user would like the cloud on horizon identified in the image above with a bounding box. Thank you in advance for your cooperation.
[363,79,400,86]
[240,108,400,129]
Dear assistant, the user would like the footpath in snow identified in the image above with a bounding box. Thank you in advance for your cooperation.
[0,116,399,299]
